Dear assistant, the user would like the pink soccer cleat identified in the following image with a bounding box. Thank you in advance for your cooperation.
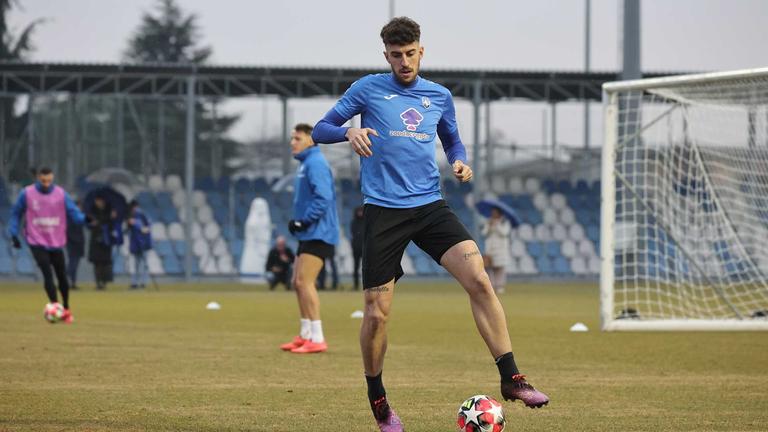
[61,309,74,324]
[500,374,549,408]
[371,396,404,432]
[279,336,308,351]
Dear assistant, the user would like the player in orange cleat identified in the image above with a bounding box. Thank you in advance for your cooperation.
[280,336,308,351]
[278,124,339,353]
[290,340,328,354]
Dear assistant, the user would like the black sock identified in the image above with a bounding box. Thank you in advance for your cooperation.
[365,371,386,402]
[495,352,521,382]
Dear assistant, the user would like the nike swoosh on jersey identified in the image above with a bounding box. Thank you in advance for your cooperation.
[383,94,398,100]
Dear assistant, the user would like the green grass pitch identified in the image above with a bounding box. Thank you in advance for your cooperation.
[1,281,767,431]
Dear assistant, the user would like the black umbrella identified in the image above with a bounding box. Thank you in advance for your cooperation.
[83,186,128,221]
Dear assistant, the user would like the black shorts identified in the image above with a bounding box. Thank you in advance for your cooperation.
[297,240,335,260]
[362,199,474,289]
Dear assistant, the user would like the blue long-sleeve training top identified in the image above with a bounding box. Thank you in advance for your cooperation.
[292,146,339,245]
[312,73,468,209]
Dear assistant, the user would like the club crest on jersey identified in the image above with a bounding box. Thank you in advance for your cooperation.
[421,96,430,109]
[400,108,424,131]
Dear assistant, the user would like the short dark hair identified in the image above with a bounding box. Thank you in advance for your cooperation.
[129,199,139,209]
[294,123,313,135]
[380,17,421,46]
[37,166,53,175]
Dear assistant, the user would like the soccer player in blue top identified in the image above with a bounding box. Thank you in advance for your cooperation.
[280,123,339,355]
[312,17,549,431]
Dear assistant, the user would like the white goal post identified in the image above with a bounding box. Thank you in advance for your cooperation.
[601,67,768,331]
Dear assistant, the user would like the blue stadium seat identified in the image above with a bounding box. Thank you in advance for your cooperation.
[546,241,560,258]
[155,240,174,257]
[557,179,573,194]
[526,242,543,258]
[413,256,433,275]
[536,256,553,274]
[195,177,215,191]
[229,239,243,256]
[17,256,34,274]
[173,240,186,256]
[114,255,125,275]
[553,256,571,275]
[542,179,556,194]
[586,224,600,243]
[163,255,182,274]
[0,257,11,274]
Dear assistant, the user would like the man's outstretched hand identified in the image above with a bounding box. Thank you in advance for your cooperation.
[453,160,473,183]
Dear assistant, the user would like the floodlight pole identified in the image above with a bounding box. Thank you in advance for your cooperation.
[584,0,591,149]
[183,74,196,282]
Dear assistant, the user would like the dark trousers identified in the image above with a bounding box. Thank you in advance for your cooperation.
[67,254,82,288]
[317,257,338,290]
[268,270,292,290]
[93,263,113,289]
[352,247,362,290]
[30,246,70,309]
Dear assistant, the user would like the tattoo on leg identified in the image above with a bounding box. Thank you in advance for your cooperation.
[368,285,390,293]
[463,250,481,261]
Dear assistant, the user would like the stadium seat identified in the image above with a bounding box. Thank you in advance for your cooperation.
[518,256,537,274]
[148,175,164,191]
[570,256,587,275]
[197,206,213,223]
[561,240,577,258]
[166,175,183,191]
[534,224,551,241]
[545,241,561,258]
[533,192,548,210]
[524,178,540,194]
[0,257,11,274]
[151,223,168,241]
[588,257,601,274]
[155,240,174,257]
[507,177,524,194]
[517,224,534,241]
[163,255,182,274]
[578,239,595,257]
[536,256,553,273]
[542,208,558,225]
[526,242,543,258]
[551,224,568,241]
[558,207,575,225]
[509,240,526,258]
[553,256,571,275]
[172,240,187,256]
[550,193,567,210]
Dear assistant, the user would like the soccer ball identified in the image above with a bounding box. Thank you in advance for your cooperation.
[457,394,506,432]
[43,302,65,323]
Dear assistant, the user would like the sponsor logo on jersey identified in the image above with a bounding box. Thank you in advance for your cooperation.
[32,216,60,227]
[400,108,424,131]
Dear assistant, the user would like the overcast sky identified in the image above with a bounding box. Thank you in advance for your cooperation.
[9,0,768,159]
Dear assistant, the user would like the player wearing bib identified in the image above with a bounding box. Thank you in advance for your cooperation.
[312,17,548,432]
[8,166,86,323]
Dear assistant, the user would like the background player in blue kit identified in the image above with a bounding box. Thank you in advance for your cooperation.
[313,16,549,432]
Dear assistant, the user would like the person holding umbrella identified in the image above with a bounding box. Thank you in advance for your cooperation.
[476,199,521,295]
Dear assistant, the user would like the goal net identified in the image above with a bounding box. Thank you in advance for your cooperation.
[601,68,768,331]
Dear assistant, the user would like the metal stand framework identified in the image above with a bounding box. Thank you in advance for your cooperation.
[0,61,684,281]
